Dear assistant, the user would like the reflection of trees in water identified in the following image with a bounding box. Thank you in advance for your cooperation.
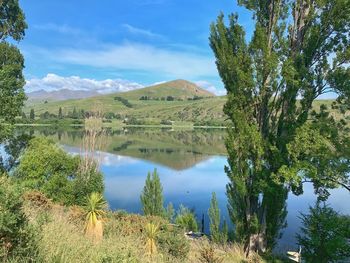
[0,131,33,172]
[113,141,133,152]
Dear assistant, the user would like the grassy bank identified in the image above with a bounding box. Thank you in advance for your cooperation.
[16,192,284,263]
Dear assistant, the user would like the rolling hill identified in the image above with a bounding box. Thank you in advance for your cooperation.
[24,79,344,125]
[25,79,227,124]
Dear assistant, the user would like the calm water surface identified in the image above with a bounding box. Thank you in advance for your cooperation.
[15,127,350,252]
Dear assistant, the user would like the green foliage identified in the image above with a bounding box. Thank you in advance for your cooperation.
[58,107,63,119]
[140,168,165,217]
[0,42,26,124]
[175,205,198,232]
[208,192,220,243]
[114,96,133,108]
[14,137,104,205]
[29,109,35,120]
[166,202,175,222]
[0,176,36,261]
[84,192,107,226]
[297,203,350,263]
[158,228,190,260]
[208,193,228,244]
[0,0,27,136]
[0,0,27,41]
[210,0,350,254]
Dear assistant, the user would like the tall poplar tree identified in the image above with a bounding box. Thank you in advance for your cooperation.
[210,0,350,255]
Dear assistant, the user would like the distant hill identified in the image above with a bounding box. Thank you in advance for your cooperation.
[27,89,100,102]
[24,79,340,125]
[24,79,225,123]
[118,79,215,100]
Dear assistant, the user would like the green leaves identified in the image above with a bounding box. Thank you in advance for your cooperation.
[0,0,27,41]
[0,42,26,123]
[14,137,104,205]
[210,0,350,254]
[140,169,165,217]
[297,203,350,263]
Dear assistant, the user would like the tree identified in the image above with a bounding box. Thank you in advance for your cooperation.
[83,192,107,243]
[14,137,104,205]
[208,192,221,243]
[0,42,26,123]
[140,169,165,216]
[0,0,27,41]
[58,107,63,119]
[208,192,228,244]
[210,0,350,255]
[297,203,350,263]
[0,0,27,128]
[72,107,78,119]
[29,109,35,120]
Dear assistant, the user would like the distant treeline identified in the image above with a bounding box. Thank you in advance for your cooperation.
[139,96,206,101]
[114,96,133,108]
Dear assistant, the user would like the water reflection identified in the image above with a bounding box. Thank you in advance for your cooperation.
[6,127,350,253]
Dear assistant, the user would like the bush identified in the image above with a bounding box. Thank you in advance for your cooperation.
[175,205,198,232]
[158,228,190,260]
[0,176,37,261]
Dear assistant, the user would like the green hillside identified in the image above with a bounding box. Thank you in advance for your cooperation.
[25,79,227,124]
[24,79,345,125]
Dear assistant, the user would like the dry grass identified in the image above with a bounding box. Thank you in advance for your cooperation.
[189,239,266,263]
[22,198,270,263]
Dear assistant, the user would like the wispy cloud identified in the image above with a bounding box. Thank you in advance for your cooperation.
[34,43,217,79]
[137,0,167,6]
[195,80,226,96]
[122,24,163,39]
[33,23,82,35]
[25,73,144,94]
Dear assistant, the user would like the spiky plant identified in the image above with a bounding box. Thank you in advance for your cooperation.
[145,222,160,257]
[83,192,107,243]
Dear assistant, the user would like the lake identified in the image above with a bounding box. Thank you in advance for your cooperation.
[11,126,350,253]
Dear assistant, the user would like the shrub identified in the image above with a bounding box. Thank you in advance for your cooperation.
[175,205,198,232]
[0,176,37,261]
[158,228,190,260]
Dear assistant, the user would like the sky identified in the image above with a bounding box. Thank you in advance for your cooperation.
[19,0,253,95]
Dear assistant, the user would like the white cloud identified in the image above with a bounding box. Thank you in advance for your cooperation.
[33,23,82,35]
[122,24,163,39]
[37,43,217,79]
[25,73,144,94]
[195,80,226,96]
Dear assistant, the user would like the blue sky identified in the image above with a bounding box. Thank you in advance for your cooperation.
[19,0,253,95]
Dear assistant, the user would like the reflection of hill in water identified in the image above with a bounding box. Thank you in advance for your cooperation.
[24,127,226,170]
